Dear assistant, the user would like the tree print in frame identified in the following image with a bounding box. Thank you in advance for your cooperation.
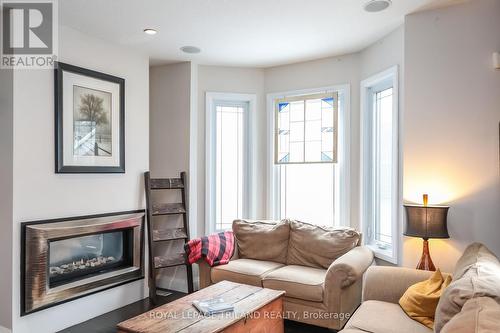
[55,62,125,173]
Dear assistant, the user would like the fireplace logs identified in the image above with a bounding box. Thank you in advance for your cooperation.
[49,256,117,276]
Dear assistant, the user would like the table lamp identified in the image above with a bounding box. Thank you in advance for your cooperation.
[403,194,449,271]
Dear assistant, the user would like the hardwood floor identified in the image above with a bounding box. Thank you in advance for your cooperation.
[58,292,184,333]
[59,291,334,333]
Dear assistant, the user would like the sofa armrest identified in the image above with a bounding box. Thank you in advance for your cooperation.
[196,259,212,289]
[196,243,238,289]
[325,246,374,289]
[362,266,436,303]
[230,243,239,260]
[323,246,373,328]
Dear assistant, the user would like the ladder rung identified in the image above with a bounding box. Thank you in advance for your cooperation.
[156,288,173,297]
[153,228,188,242]
[154,253,186,269]
[152,203,186,216]
[150,178,184,189]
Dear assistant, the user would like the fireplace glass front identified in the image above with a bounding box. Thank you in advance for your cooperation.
[49,230,133,287]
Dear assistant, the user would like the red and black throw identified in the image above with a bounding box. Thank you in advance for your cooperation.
[184,231,234,267]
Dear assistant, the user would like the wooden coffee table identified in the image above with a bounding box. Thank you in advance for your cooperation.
[117,280,285,333]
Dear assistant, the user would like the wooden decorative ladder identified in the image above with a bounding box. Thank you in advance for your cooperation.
[144,171,194,303]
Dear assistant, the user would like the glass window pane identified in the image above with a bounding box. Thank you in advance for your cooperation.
[289,121,304,142]
[289,142,304,162]
[278,109,289,131]
[280,164,334,225]
[275,93,337,164]
[322,131,333,152]
[279,132,289,154]
[306,99,321,120]
[322,107,333,128]
[305,120,321,142]
[290,101,304,122]
[374,87,394,246]
[305,141,321,161]
[216,104,245,230]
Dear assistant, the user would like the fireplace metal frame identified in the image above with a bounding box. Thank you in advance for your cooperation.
[21,210,145,316]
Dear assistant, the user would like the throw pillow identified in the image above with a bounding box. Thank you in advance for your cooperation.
[453,243,499,280]
[441,297,500,333]
[286,220,360,269]
[434,261,500,332]
[399,269,452,329]
[232,219,290,264]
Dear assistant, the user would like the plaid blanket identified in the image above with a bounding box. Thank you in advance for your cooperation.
[184,231,234,267]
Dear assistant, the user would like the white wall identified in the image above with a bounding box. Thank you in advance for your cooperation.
[149,62,193,292]
[196,65,266,236]
[0,68,13,330]
[11,26,149,332]
[403,0,500,272]
[360,26,404,80]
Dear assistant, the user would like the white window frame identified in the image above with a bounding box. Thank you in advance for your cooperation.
[267,84,351,226]
[205,92,256,234]
[360,66,400,264]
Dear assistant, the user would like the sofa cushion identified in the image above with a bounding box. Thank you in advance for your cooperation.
[343,300,432,333]
[399,269,452,329]
[441,297,500,333]
[286,220,360,269]
[435,245,500,333]
[453,243,500,280]
[262,265,325,302]
[210,258,284,287]
[233,219,290,264]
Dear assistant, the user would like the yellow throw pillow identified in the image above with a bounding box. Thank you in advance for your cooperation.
[399,269,452,329]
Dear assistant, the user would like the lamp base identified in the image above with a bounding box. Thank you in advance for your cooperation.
[416,239,436,271]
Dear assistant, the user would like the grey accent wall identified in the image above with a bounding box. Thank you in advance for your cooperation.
[403,0,500,272]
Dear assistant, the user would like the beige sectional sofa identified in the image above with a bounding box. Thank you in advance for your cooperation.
[197,219,374,330]
[340,243,500,333]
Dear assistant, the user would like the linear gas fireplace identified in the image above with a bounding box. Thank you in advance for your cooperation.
[21,210,145,315]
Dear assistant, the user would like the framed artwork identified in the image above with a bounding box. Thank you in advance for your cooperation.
[55,62,125,173]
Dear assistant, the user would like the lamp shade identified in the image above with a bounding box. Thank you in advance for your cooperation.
[404,205,450,239]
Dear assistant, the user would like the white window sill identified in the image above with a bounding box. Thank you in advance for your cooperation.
[366,243,397,265]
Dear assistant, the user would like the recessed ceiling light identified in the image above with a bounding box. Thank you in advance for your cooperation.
[143,28,157,35]
[180,46,201,54]
[364,0,392,13]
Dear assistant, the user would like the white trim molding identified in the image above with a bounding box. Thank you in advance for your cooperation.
[188,62,198,238]
[266,84,351,226]
[360,65,400,264]
[205,92,257,234]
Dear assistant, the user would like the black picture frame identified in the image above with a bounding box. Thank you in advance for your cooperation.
[55,62,125,173]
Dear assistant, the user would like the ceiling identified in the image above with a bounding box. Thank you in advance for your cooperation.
[60,0,452,68]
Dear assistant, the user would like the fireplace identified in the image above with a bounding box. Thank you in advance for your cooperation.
[48,230,133,287]
[21,210,145,315]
